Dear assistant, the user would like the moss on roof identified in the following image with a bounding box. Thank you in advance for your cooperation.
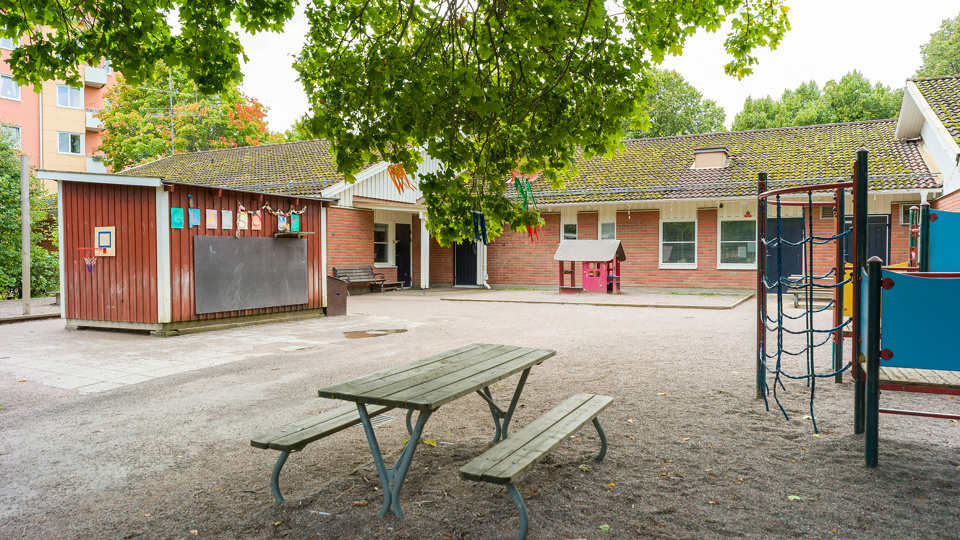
[119,139,381,197]
[913,75,960,147]
[522,119,935,205]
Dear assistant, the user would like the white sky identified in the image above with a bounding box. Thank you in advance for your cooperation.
[236,1,958,132]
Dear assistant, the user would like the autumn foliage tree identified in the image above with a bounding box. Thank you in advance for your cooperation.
[97,63,269,171]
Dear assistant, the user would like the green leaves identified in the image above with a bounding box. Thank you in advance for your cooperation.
[916,12,960,78]
[623,69,727,139]
[297,0,789,244]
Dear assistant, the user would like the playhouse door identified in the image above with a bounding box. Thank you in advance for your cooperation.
[454,241,478,285]
[764,218,803,292]
[396,223,412,287]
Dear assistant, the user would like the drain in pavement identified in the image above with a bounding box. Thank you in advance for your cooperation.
[344,329,408,339]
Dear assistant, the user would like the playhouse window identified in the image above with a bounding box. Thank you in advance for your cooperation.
[661,221,696,266]
[56,84,83,109]
[600,222,616,239]
[719,220,756,265]
[374,223,390,263]
[563,223,577,240]
[57,132,84,155]
[0,75,19,101]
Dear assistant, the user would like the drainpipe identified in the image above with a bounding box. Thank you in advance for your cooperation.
[38,91,43,169]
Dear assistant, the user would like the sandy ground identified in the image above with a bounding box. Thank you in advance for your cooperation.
[1,289,958,539]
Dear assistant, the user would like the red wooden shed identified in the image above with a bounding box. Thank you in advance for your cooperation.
[39,170,336,335]
[554,240,626,294]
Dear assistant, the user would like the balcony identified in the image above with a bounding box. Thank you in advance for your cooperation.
[84,66,107,88]
[85,109,104,131]
[86,155,108,173]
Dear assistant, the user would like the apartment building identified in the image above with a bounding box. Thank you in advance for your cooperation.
[1,33,115,192]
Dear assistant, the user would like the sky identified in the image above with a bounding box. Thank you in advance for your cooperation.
[235,1,959,133]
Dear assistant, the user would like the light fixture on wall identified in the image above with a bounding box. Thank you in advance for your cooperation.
[718,203,724,208]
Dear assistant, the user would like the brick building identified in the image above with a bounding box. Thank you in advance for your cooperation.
[1,34,116,191]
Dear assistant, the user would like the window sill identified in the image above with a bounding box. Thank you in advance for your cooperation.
[374,263,396,268]
[717,264,757,271]
[56,104,84,110]
[57,152,84,156]
[659,263,697,270]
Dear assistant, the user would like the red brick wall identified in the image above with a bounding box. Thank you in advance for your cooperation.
[326,206,398,282]
[933,190,960,212]
[487,214,562,285]
[578,212,598,240]
[429,237,454,285]
[889,204,911,265]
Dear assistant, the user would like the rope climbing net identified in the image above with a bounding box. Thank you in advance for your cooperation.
[756,176,854,433]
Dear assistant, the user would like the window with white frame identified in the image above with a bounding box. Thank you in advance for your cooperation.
[661,220,696,266]
[103,59,113,75]
[1,74,20,101]
[1,125,21,148]
[600,222,616,239]
[0,36,16,50]
[56,85,83,108]
[373,223,390,264]
[719,220,757,266]
[563,223,577,240]
[57,132,84,155]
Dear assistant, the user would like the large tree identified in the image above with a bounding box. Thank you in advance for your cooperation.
[0,137,58,299]
[97,63,269,171]
[916,12,960,78]
[3,0,790,245]
[732,71,902,131]
[622,69,726,139]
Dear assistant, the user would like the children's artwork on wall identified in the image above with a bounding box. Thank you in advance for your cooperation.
[251,211,262,231]
[206,209,218,229]
[291,213,300,232]
[171,208,185,229]
[237,212,248,230]
[189,208,201,227]
[278,215,289,231]
[221,210,233,230]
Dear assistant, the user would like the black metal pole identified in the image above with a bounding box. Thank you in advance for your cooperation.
[919,202,931,273]
[853,148,868,434]
[757,172,767,400]
[909,206,919,267]
[864,256,883,468]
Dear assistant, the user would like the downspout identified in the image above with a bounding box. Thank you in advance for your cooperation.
[38,91,43,169]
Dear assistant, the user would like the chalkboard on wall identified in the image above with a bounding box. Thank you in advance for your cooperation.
[194,236,309,314]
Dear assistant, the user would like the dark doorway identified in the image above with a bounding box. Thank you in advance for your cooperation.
[844,215,890,266]
[395,223,412,287]
[765,218,804,292]
[454,241,478,285]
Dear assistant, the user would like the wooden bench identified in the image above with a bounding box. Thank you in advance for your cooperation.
[251,403,393,502]
[333,266,403,293]
[786,275,836,308]
[460,393,613,540]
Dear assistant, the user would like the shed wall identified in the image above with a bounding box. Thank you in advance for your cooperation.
[167,187,324,322]
[61,181,159,323]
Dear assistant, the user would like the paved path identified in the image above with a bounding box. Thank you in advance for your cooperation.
[0,297,60,321]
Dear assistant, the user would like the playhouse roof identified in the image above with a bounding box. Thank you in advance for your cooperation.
[912,75,960,147]
[520,119,937,205]
[554,240,626,262]
[120,140,381,197]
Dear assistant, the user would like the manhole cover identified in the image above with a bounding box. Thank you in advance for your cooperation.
[344,329,408,339]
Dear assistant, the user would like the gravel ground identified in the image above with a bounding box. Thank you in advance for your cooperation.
[0,290,958,539]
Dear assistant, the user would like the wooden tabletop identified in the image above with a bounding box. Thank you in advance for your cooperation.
[318,343,556,411]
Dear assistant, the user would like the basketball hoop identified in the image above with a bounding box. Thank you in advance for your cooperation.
[78,247,100,272]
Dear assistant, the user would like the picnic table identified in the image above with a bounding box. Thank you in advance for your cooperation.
[318,343,555,518]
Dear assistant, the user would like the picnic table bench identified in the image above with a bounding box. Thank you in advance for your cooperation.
[333,266,403,293]
[251,403,394,502]
[460,393,612,540]
[787,274,836,308]
[318,343,555,517]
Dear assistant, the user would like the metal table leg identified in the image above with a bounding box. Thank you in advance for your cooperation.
[476,367,531,441]
[357,403,432,518]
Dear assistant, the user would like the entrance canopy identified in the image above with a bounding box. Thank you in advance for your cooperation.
[554,240,626,262]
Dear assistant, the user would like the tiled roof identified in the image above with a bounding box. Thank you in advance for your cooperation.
[913,75,960,147]
[521,119,936,205]
[120,140,380,197]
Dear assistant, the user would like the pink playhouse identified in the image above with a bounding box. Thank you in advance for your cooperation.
[554,240,626,294]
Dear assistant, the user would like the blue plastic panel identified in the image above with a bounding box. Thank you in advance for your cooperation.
[859,269,869,357]
[880,269,960,371]
[929,210,960,271]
